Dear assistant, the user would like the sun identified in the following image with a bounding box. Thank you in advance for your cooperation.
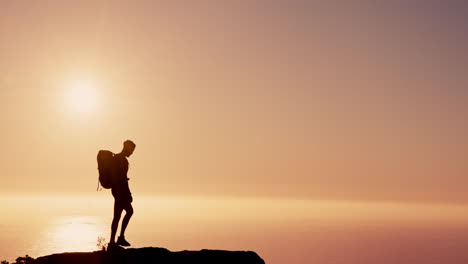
[66,79,98,114]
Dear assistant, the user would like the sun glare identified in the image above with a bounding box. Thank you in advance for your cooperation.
[44,216,107,254]
[66,79,98,114]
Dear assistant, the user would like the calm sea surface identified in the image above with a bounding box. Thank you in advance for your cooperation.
[2,194,468,264]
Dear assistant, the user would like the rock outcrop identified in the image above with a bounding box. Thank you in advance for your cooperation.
[34,247,265,264]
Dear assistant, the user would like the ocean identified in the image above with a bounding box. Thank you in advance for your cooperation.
[1,194,468,264]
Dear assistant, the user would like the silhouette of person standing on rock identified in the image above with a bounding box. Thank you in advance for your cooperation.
[109,140,136,247]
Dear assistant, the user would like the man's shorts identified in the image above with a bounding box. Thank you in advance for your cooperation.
[112,188,133,207]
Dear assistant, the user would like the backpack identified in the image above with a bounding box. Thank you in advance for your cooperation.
[97,150,115,190]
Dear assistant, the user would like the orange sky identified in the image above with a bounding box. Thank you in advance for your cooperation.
[1,1,468,203]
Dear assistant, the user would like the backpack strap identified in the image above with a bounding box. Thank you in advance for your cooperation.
[96,178,102,191]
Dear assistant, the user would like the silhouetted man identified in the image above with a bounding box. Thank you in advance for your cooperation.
[109,140,136,247]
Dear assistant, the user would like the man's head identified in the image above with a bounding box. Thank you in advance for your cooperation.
[122,140,136,157]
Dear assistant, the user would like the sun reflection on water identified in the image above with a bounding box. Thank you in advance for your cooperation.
[41,216,107,254]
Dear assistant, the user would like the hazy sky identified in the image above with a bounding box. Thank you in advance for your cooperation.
[1,1,468,203]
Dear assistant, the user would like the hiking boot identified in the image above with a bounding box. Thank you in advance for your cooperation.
[117,236,131,247]
[107,242,124,251]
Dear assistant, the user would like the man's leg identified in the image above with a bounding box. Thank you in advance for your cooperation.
[110,200,124,244]
[120,203,134,237]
